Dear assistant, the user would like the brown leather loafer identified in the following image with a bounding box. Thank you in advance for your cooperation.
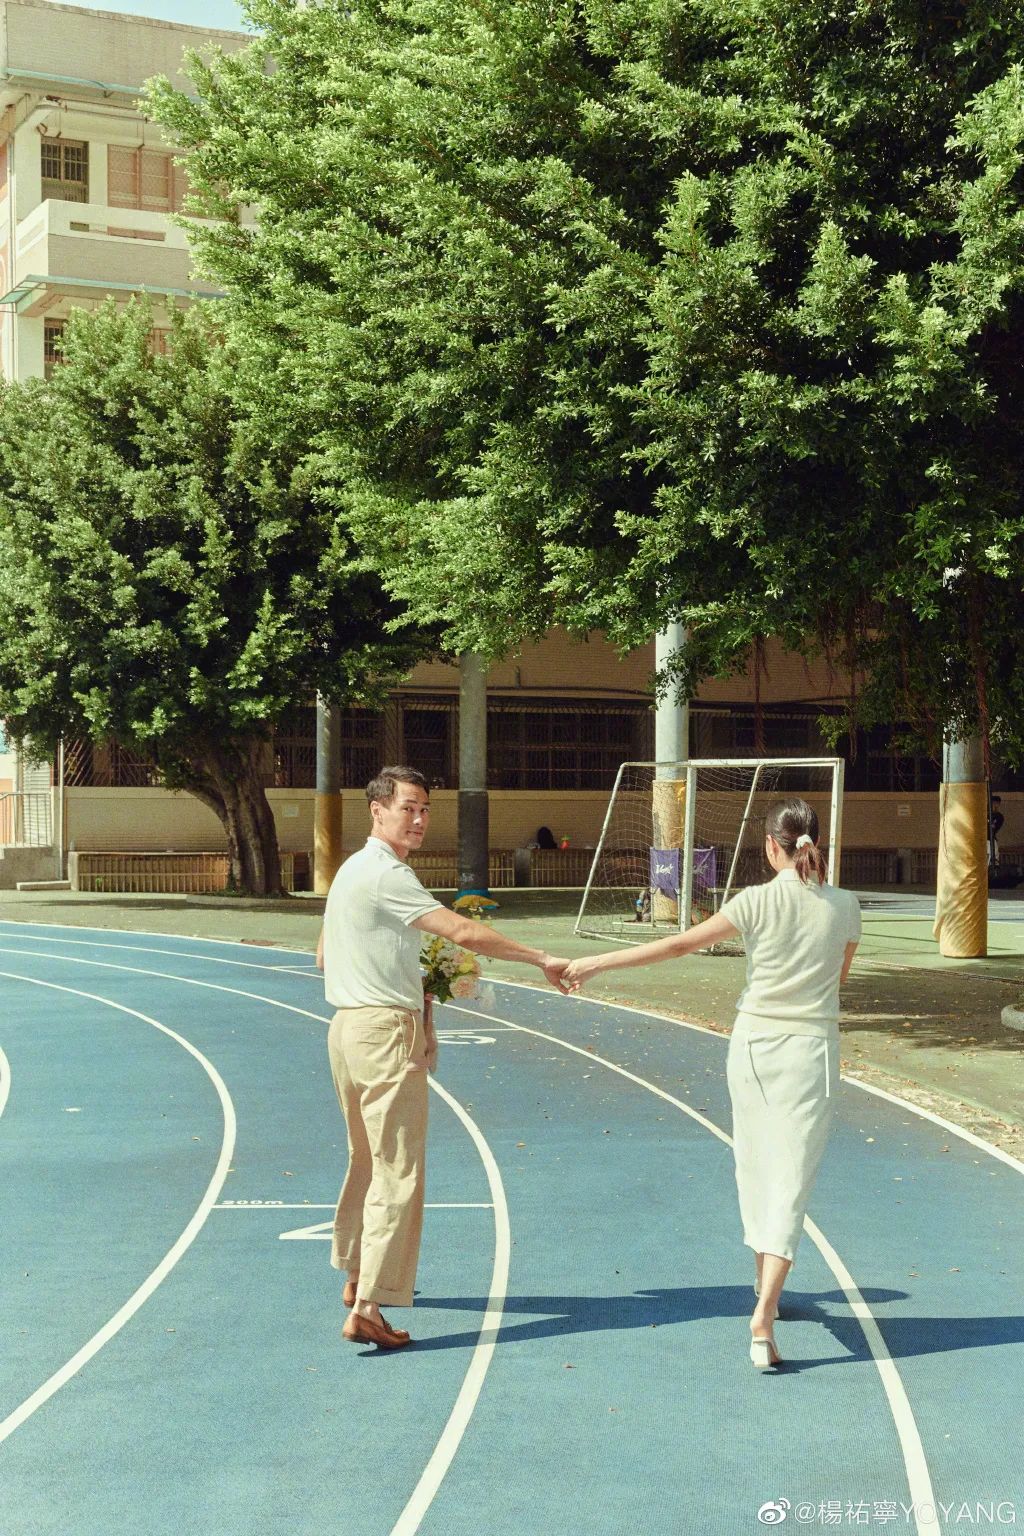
[343,1278,358,1308]
[342,1312,412,1349]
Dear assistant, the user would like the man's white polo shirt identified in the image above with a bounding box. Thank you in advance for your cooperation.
[323,837,442,1011]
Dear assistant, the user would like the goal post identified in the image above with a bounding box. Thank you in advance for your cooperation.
[575,757,845,944]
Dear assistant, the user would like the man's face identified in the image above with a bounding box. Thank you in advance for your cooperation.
[371,782,431,855]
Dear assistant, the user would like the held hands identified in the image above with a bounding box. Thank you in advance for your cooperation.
[562,956,601,993]
[540,954,572,993]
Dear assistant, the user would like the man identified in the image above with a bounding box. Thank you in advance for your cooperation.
[318,765,570,1348]
[989,795,1005,868]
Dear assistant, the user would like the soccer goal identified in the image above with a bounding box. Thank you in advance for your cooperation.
[574,758,845,944]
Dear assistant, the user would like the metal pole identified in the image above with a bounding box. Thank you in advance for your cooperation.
[721,762,763,907]
[655,623,689,776]
[55,738,65,880]
[314,696,343,895]
[575,759,626,937]
[457,652,489,896]
[827,758,844,887]
[680,762,697,932]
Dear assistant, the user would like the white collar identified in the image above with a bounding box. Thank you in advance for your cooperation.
[775,867,822,886]
[366,835,404,863]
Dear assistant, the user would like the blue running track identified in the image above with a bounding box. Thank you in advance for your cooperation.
[0,922,1020,1536]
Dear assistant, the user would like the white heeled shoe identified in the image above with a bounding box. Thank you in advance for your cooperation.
[750,1335,782,1371]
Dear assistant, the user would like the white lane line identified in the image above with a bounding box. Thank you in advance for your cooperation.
[212,1203,493,1211]
[0,930,321,977]
[839,1076,1024,1175]
[388,1074,510,1536]
[447,998,940,1536]
[0,946,331,1026]
[488,976,1024,1177]
[0,1046,10,1122]
[0,971,235,1448]
[0,945,509,1534]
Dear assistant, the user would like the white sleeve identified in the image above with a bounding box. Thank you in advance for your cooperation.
[718,885,752,936]
[377,862,443,927]
[847,894,863,944]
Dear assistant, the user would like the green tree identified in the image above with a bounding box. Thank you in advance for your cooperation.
[150,0,1024,763]
[0,301,429,894]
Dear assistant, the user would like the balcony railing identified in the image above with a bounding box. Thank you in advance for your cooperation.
[0,792,52,848]
[16,198,191,257]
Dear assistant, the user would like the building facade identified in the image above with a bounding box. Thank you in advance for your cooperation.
[0,0,252,381]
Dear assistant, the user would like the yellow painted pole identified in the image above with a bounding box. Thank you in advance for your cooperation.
[933,738,987,958]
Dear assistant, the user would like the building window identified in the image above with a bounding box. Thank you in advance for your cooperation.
[64,739,163,788]
[707,709,829,758]
[108,146,188,214]
[487,701,652,790]
[272,706,385,789]
[44,319,66,379]
[41,138,89,203]
[848,726,941,793]
[403,702,455,788]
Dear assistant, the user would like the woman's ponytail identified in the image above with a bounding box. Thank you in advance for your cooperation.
[765,798,829,885]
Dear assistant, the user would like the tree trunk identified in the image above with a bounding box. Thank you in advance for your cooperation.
[180,735,284,897]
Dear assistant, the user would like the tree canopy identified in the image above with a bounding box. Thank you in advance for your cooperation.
[0,301,430,892]
[150,0,1024,763]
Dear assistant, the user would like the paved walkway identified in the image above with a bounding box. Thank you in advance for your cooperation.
[0,886,1021,1161]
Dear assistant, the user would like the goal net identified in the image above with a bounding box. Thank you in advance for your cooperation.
[575,758,845,946]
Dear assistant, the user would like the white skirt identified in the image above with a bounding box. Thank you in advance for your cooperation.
[726,1016,840,1264]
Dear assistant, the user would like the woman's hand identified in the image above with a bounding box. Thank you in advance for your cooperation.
[563,956,604,992]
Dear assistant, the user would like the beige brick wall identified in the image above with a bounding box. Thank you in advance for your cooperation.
[406,631,850,705]
[408,630,652,697]
[66,787,316,855]
[65,784,1022,858]
[43,233,200,290]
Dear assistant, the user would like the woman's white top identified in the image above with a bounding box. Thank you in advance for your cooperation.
[719,869,862,1036]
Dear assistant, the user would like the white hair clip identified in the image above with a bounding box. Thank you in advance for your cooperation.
[795,834,814,849]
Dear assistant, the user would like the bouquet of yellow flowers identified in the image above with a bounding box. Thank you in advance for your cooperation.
[420,935,481,1004]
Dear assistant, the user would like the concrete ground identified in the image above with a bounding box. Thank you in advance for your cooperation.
[1,884,1021,1162]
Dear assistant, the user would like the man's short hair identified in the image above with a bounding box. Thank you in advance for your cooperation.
[366,766,429,806]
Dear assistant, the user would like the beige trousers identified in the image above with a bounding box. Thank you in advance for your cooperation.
[327,1005,429,1308]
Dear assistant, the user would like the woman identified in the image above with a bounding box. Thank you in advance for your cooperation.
[563,797,861,1371]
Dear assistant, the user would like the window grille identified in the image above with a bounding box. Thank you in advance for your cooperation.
[44,319,66,379]
[403,701,456,788]
[272,707,385,789]
[41,138,88,203]
[64,739,163,788]
[486,700,653,790]
[108,145,188,214]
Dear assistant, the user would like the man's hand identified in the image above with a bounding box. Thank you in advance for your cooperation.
[541,955,572,993]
